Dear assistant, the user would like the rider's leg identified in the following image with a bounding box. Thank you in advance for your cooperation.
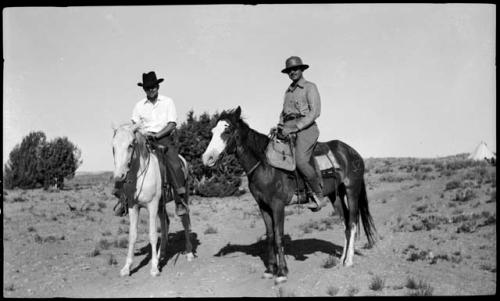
[157,135,188,216]
[164,147,188,216]
[294,124,327,211]
[112,180,127,217]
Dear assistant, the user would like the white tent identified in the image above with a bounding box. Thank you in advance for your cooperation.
[468,141,496,161]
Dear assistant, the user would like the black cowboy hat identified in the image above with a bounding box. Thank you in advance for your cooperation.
[281,56,309,73]
[137,71,164,88]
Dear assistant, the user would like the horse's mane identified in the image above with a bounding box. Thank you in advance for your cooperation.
[134,131,149,161]
[115,122,149,161]
[218,109,270,162]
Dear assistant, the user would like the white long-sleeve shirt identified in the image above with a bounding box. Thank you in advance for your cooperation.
[131,95,177,133]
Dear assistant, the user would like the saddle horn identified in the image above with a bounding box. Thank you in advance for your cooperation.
[131,122,142,133]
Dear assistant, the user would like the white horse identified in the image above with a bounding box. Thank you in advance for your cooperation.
[112,123,194,277]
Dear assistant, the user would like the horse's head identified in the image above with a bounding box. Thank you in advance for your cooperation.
[202,106,242,167]
[111,123,142,181]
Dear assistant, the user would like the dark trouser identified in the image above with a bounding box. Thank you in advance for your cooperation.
[155,134,186,197]
[285,121,322,196]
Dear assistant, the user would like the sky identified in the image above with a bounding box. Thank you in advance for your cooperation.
[3,4,496,172]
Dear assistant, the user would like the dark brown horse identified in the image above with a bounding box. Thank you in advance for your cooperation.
[202,106,376,284]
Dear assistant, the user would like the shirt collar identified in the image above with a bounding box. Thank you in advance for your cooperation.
[143,96,161,105]
[287,77,306,92]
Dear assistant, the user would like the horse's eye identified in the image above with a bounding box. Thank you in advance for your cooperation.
[128,144,133,149]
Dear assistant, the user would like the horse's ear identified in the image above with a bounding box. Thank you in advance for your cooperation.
[131,123,141,133]
[111,122,117,134]
[235,106,241,118]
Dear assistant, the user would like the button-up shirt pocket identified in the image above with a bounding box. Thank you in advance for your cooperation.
[295,97,310,116]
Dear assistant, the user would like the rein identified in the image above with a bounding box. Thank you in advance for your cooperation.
[213,122,264,177]
[247,161,261,176]
[132,143,151,202]
[121,137,152,205]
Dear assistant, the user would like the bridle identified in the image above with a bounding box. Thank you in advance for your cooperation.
[212,120,261,177]
[114,132,152,204]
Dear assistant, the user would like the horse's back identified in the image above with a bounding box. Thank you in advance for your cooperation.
[317,140,365,176]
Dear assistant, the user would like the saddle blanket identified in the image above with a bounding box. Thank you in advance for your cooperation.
[314,150,340,177]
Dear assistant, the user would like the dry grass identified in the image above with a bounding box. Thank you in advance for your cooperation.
[114,237,128,248]
[321,254,338,269]
[298,217,340,233]
[368,275,385,291]
[276,287,296,297]
[102,230,112,236]
[204,225,218,234]
[97,238,113,250]
[107,254,118,266]
[405,276,418,289]
[326,285,339,296]
[479,264,496,273]
[346,286,359,296]
[406,279,434,296]
[87,247,101,257]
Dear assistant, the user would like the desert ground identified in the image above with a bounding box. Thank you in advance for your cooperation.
[3,155,496,297]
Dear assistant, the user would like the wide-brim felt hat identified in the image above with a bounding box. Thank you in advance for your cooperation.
[281,56,309,73]
[137,71,164,88]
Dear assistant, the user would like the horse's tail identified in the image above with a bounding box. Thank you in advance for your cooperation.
[359,179,377,246]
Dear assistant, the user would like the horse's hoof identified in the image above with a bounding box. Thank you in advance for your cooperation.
[120,268,130,277]
[150,269,160,277]
[343,261,353,267]
[186,252,194,262]
[262,272,274,279]
[275,276,288,284]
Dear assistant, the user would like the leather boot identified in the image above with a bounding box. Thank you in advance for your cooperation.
[113,200,127,217]
[112,180,127,217]
[305,193,328,212]
[111,180,123,198]
[175,194,188,216]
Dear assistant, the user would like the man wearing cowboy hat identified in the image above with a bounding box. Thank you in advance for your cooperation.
[112,71,188,217]
[278,56,328,211]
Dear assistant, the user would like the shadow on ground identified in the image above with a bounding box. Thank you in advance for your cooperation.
[129,231,200,275]
[214,235,362,267]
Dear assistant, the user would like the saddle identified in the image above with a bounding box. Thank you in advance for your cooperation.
[266,133,340,176]
[148,142,189,204]
[265,133,296,171]
[266,133,341,205]
[114,134,189,216]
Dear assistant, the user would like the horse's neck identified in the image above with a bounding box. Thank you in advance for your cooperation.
[236,126,270,173]
[132,140,154,178]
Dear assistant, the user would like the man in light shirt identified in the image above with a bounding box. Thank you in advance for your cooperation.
[113,71,188,217]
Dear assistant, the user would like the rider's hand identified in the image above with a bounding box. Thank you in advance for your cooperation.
[269,126,278,135]
[145,132,157,142]
[281,125,298,137]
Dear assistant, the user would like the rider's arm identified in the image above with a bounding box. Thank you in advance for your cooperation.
[131,102,141,124]
[278,111,285,126]
[295,82,321,131]
[278,90,287,126]
[153,96,178,139]
[154,122,176,139]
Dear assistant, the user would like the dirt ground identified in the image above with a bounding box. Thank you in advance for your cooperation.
[2,157,496,297]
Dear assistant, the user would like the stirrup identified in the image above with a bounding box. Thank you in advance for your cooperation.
[113,199,128,217]
[306,194,327,211]
[175,202,188,216]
